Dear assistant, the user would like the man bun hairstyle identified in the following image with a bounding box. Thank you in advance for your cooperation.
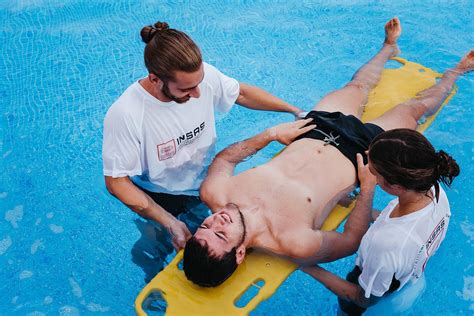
[183,237,238,287]
[140,21,170,43]
[140,21,202,81]
[369,129,460,198]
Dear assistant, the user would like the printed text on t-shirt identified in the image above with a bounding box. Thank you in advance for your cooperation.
[176,122,205,149]
[156,121,206,161]
[412,217,446,278]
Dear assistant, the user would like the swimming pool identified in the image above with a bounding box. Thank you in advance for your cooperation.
[1,1,473,315]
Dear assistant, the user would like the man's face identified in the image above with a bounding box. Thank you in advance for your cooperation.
[194,204,246,258]
[161,65,204,103]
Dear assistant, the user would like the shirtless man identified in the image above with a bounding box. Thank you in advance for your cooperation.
[182,17,474,287]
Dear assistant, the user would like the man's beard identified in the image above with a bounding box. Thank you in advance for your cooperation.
[237,209,247,246]
[161,81,190,104]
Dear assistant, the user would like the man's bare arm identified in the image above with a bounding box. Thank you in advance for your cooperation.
[200,127,274,208]
[286,184,374,262]
[289,154,376,262]
[200,119,315,208]
[237,83,304,117]
[105,176,191,250]
[312,182,375,262]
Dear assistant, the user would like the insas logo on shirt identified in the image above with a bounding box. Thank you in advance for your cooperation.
[412,217,447,278]
[425,217,445,252]
[176,122,205,148]
[156,122,206,161]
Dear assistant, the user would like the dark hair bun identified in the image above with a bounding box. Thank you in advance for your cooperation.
[436,150,460,186]
[140,21,170,44]
[153,21,169,31]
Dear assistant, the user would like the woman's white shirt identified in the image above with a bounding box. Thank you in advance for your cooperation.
[355,186,451,298]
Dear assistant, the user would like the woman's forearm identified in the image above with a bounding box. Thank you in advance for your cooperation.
[302,265,372,308]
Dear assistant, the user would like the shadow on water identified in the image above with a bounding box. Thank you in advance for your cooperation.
[131,219,174,283]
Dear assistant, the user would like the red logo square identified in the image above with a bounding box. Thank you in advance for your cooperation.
[157,140,176,161]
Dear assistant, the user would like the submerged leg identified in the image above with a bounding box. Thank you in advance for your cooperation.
[314,17,402,118]
[369,50,474,130]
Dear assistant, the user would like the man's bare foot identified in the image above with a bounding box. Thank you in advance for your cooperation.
[384,17,401,44]
[455,50,474,74]
[384,17,402,56]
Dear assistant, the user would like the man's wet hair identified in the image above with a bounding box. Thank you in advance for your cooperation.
[183,237,237,287]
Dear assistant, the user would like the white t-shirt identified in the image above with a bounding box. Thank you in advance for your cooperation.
[355,186,450,298]
[102,62,239,195]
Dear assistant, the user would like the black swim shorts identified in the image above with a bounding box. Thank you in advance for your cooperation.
[295,111,384,169]
[139,187,201,216]
[338,265,401,315]
[338,266,367,315]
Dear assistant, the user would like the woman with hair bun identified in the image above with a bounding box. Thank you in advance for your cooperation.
[103,21,303,250]
[303,128,460,315]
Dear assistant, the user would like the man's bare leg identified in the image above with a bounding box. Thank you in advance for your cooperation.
[314,17,402,118]
[369,50,474,130]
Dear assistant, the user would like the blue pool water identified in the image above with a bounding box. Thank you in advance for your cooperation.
[1,1,473,315]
